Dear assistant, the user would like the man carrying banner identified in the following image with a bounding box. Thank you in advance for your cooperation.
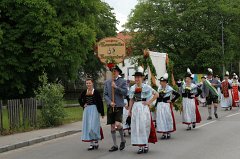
[202,68,221,120]
[104,65,128,152]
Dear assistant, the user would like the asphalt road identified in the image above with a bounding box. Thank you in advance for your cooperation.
[1,106,240,159]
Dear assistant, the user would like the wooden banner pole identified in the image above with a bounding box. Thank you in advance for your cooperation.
[112,75,115,112]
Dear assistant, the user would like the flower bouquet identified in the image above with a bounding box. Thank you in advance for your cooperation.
[135,87,142,93]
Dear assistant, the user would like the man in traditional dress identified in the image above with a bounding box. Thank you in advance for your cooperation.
[198,76,207,107]
[202,68,221,120]
[104,65,128,152]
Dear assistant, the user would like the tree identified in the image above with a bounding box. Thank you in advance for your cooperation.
[79,2,118,82]
[126,0,240,78]
[0,0,117,99]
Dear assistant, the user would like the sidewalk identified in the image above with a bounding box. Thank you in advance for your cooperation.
[0,117,108,153]
[0,121,82,153]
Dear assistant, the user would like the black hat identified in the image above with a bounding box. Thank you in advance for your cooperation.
[207,68,213,75]
[132,66,144,77]
[132,72,144,77]
[159,73,168,82]
[201,76,206,79]
[112,65,122,74]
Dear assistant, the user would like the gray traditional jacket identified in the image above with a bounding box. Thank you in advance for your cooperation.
[104,77,128,107]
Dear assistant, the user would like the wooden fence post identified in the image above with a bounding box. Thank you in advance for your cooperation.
[7,99,21,130]
[0,100,3,133]
[22,98,37,127]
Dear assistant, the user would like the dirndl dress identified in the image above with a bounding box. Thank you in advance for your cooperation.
[220,90,232,108]
[129,84,157,146]
[182,97,196,124]
[81,95,102,142]
[131,101,151,146]
[156,102,176,133]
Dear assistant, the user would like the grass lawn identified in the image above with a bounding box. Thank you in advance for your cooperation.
[63,107,83,124]
[63,104,108,124]
[64,100,79,105]
[1,103,107,135]
[2,108,9,130]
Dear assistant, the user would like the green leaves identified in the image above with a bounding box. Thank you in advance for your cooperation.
[35,72,65,127]
[126,0,240,78]
[0,0,117,99]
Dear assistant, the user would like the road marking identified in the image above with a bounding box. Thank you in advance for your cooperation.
[226,112,240,118]
[196,111,240,128]
[196,120,217,129]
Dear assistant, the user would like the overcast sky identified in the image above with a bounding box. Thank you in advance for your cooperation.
[104,0,138,31]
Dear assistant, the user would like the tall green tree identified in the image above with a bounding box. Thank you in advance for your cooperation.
[126,0,240,78]
[79,2,118,82]
[0,0,117,99]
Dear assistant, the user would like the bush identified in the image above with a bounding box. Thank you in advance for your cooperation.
[35,73,66,127]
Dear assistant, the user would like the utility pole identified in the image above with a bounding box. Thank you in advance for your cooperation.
[221,18,225,77]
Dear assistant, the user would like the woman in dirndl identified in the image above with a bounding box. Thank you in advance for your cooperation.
[128,67,159,154]
[232,74,240,107]
[156,73,180,139]
[78,78,104,150]
[181,68,202,130]
[220,71,233,110]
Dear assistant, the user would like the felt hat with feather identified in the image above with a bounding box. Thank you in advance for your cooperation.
[132,66,145,77]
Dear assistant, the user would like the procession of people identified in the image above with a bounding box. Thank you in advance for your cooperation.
[79,65,240,154]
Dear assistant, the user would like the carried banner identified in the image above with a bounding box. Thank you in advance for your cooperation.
[204,80,219,97]
[97,37,126,112]
[97,37,126,64]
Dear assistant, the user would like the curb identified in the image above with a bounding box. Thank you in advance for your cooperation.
[0,130,81,153]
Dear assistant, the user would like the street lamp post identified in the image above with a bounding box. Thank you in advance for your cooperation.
[221,18,225,77]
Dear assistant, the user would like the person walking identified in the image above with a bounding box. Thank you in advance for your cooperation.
[79,78,104,150]
[156,73,180,139]
[128,66,158,154]
[202,68,221,120]
[104,65,128,152]
[181,68,202,130]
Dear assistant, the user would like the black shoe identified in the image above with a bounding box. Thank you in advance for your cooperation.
[123,132,126,137]
[128,130,131,135]
[192,123,196,128]
[144,147,149,153]
[94,141,99,149]
[119,141,126,150]
[137,148,144,154]
[160,134,167,140]
[109,146,118,152]
[166,133,171,139]
[88,145,94,151]
[186,126,191,131]
[225,108,229,111]
[214,113,218,119]
[230,107,232,110]
[207,116,212,120]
